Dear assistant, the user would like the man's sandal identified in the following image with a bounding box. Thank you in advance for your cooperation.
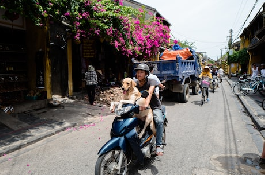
[156,145,164,156]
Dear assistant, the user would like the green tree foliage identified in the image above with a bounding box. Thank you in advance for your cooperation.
[238,48,250,64]
[228,51,239,64]
[170,39,196,49]
[228,48,249,64]
[178,40,196,50]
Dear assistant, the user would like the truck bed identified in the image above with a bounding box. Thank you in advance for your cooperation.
[143,57,198,81]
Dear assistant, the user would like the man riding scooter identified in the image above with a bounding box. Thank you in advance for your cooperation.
[127,63,165,166]
[211,67,218,88]
[134,64,165,155]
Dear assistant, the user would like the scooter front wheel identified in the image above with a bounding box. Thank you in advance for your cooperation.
[95,149,129,175]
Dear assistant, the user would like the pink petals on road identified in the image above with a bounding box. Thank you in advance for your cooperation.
[65,123,96,131]
[65,113,107,132]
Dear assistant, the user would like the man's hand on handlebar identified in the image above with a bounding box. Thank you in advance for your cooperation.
[159,83,165,90]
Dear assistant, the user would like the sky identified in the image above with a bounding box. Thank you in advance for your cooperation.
[137,0,264,60]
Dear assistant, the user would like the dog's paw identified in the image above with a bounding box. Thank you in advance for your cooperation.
[109,106,115,113]
[117,104,123,110]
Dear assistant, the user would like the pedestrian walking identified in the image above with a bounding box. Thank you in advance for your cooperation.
[251,63,259,79]
[217,67,224,83]
[85,65,97,105]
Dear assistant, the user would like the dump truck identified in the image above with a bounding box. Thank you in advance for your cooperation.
[135,44,201,103]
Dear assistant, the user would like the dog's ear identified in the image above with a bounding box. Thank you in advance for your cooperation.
[131,79,136,88]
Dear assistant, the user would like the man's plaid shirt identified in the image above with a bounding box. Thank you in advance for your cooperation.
[85,71,97,85]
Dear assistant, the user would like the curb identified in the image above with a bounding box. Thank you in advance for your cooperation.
[238,95,265,130]
[0,121,76,156]
[225,77,265,133]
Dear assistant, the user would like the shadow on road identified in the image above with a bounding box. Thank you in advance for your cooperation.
[211,153,265,174]
[129,157,159,175]
[191,100,202,106]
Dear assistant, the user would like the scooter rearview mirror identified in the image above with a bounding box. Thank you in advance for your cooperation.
[141,91,149,98]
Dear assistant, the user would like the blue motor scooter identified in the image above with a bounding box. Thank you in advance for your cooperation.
[95,96,167,175]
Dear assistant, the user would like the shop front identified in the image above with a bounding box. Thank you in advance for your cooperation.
[0,10,48,114]
[0,27,28,106]
[72,37,130,93]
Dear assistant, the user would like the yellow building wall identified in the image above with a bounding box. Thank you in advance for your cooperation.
[240,36,250,49]
[248,53,262,75]
[240,36,251,75]
[67,39,73,96]
[230,63,241,74]
[25,20,51,99]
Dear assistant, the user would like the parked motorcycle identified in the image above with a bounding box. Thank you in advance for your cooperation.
[210,75,218,93]
[95,102,167,175]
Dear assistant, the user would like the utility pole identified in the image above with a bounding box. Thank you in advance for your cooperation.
[228,29,233,79]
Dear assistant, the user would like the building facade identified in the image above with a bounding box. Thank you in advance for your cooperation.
[240,2,265,74]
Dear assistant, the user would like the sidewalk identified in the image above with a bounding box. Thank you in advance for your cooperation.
[0,97,111,156]
[226,76,265,138]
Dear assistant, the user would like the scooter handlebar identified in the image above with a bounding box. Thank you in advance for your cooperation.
[119,105,139,118]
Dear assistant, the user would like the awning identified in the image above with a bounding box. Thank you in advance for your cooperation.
[248,35,265,51]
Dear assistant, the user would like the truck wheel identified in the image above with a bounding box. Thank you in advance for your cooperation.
[174,92,180,102]
[179,84,189,103]
[192,83,199,95]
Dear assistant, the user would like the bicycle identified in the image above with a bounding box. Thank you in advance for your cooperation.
[232,78,249,95]
[250,76,263,92]
[232,76,261,95]
[259,76,265,92]
[200,77,210,106]
[210,75,218,93]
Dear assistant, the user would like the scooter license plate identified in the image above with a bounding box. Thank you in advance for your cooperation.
[117,119,123,121]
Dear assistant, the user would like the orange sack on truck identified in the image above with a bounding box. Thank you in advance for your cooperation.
[160,48,192,60]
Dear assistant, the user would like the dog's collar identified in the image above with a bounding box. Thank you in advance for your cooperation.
[135,97,141,102]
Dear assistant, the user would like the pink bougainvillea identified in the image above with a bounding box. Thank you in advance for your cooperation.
[0,0,171,59]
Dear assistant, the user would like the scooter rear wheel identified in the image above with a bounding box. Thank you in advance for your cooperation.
[95,150,128,175]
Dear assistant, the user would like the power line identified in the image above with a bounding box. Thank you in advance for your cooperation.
[232,0,249,29]
[232,0,246,29]
[171,30,226,44]
[233,0,259,42]
[199,43,227,50]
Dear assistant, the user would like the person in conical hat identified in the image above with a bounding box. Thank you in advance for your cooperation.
[199,66,212,102]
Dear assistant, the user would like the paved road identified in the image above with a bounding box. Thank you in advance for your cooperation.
[0,80,264,175]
